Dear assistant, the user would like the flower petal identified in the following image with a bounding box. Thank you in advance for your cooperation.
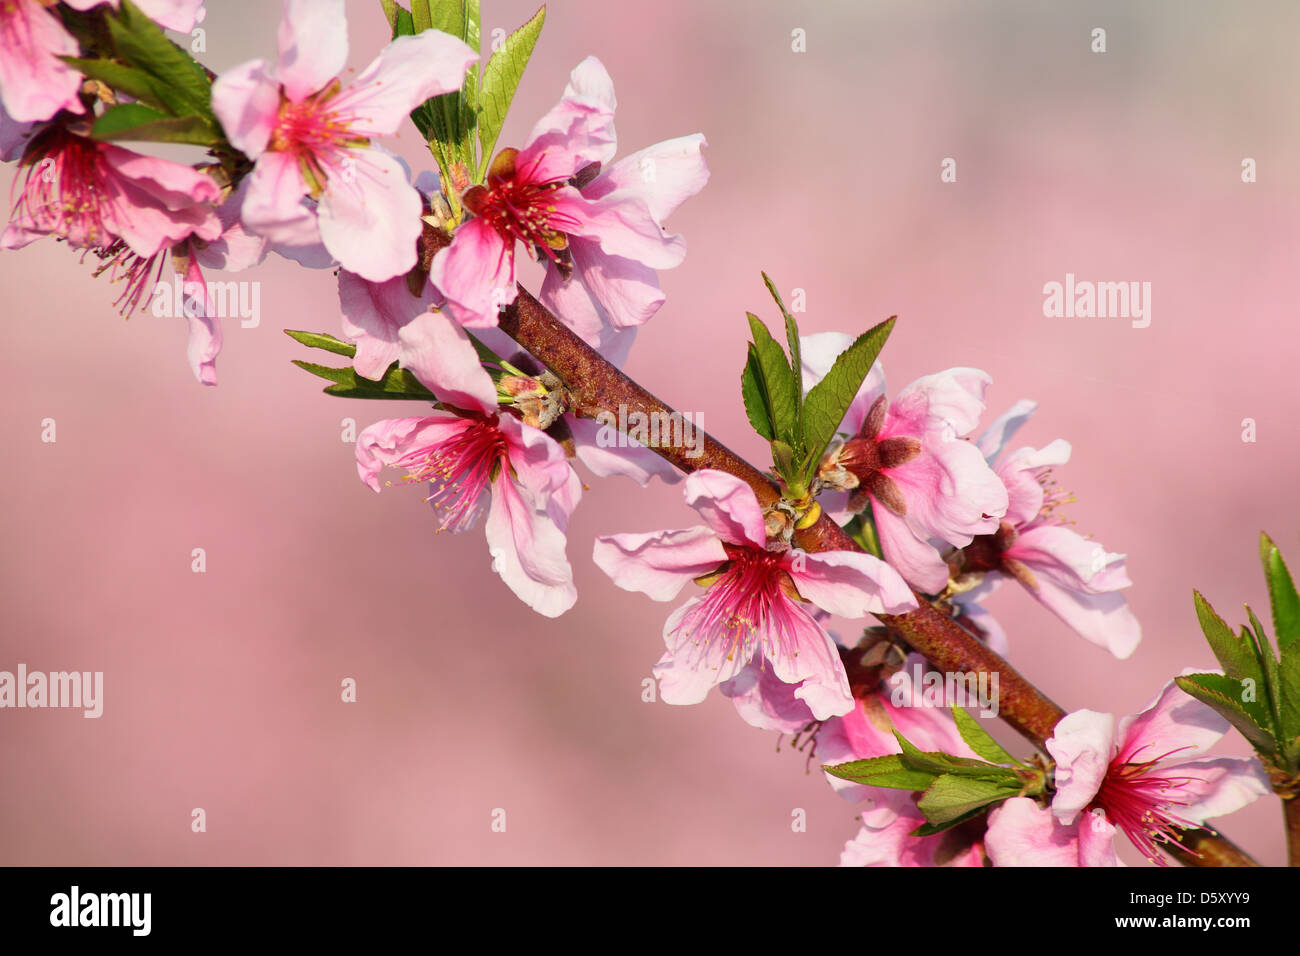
[396,307,499,413]
[681,469,766,548]
[276,0,348,102]
[592,526,727,601]
[1046,708,1116,824]
[210,58,280,158]
[786,548,917,617]
[316,148,421,282]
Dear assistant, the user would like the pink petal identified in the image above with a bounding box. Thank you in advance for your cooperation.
[584,134,709,224]
[180,254,220,386]
[986,797,1115,866]
[566,236,666,330]
[276,0,347,102]
[719,660,816,733]
[393,307,498,413]
[134,0,206,33]
[976,399,1038,461]
[785,548,917,616]
[653,596,752,705]
[316,147,421,282]
[0,0,84,122]
[681,469,766,548]
[996,439,1070,526]
[592,526,726,601]
[211,58,280,158]
[764,600,855,720]
[429,217,515,328]
[517,56,617,180]
[495,415,573,507]
[872,503,950,594]
[241,150,321,247]
[331,29,476,137]
[1045,707,1120,826]
[354,416,470,492]
[484,474,577,618]
[1115,676,1231,766]
[887,367,992,437]
[560,189,686,270]
[1165,755,1271,824]
[339,269,430,378]
[886,429,1008,546]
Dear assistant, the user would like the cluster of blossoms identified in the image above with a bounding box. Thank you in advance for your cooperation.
[0,0,1277,867]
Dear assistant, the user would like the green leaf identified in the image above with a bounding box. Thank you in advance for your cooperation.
[842,510,882,559]
[1193,590,1260,682]
[910,806,991,838]
[821,755,936,791]
[91,104,219,145]
[917,774,1020,825]
[1174,673,1277,757]
[477,6,545,179]
[951,706,1021,766]
[770,439,796,482]
[1279,642,1300,741]
[284,329,358,358]
[800,317,894,476]
[741,346,775,441]
[61,57,168,111]
[105,0,214,122]
[410,0,434,32]
[761,272,801,400]
[407,0,481,197]
[745,312,800,449]
[1261,533,1300,650]
[292,360,439,401]
[1245,606,1282,732]
[380,0,410,35]
[893,731,1014,782]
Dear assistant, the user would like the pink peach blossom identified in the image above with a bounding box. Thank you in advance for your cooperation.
[593,469,915,719]
[211,0,475,281]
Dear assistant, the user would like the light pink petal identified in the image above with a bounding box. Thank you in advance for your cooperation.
[0,101,37,161]
[101,144,221,207]
[0,0,84,122]
[354,415,469,492]
[241,150,321,247]
[1076,810,1122,866]
[719,660,816,733]
[276,0,347,102]
[1009,524,1130,595]
[560,189,686,270]
[653,596,752,705]
[997,439,1071,526]
[496,415,573,507]
[681,469,766,548]
[763,598,855,720]
[1165,756,1271,824]
[986,797,1106,867]
[1115,676,1231,765]
[592,526,727,601]
[429,217,514,328]
[566,236,666,330]
[316,147,420,282]
[395,307,498,414]
[584,134,709,223]
[887,367,992,437]
[517,55,617,179]
[840,790,986,867]
[786,548,917,616]
[331,30,476,137]
[568,416,683,486]
[538,254,607,347]
[193,179,270,272]
[1018,570,1142,659]
[1045,708,1116,824]
[180,254,220,386]
[210,58,279,158]
[338,270,431,378]
[872,503,950,594]
[976,399,1038,462]
[484,475,576,618]
[887,429,1008,546]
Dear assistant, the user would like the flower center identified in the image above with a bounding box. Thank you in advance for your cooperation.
[672,545,801,667]
[267,81,366,196]
[461,148,578,262]
[1092,747,1199,864]
[395,417,508,533]
[12,127,111,248]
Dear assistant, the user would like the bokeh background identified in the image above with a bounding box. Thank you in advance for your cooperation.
[2,0,1298,866]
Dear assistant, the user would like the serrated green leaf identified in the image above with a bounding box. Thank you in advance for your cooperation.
[1279,642,1300,741]
[477,5,545,179]
[106,0,214,122]
[821,755,936,791]
[61,58,167,111]
[951,706,1021,766]
[910,806,990,838]
[1175,673,1277,757]
[1261,533,1300,650]
[92,104,219,145]
[1193,590,1260,682]
[800,317,894,481]
[746,312,800,449]
[284,329,358,358]
[894,731,1013,782]
[761,272,801,399]
[917,774,1020,825]
[1245,606,1282,732]
[741,347,774,441]
[292,360,439,401]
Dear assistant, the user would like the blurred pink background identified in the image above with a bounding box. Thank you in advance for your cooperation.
[2,0,1298,865]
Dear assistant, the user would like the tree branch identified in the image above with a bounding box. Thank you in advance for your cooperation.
[496,282,1259,867]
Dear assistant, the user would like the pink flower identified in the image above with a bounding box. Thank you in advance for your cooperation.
[985,677,1270,865]
[0,0,86,122]
[354,314,579,617]
[802,333,1009,593]
[841,790,988,867]
[432,56,707,335]
[960,400,1141,659]
[593,469,915,719]
[211,0,475,281]
[1,125,220,255]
